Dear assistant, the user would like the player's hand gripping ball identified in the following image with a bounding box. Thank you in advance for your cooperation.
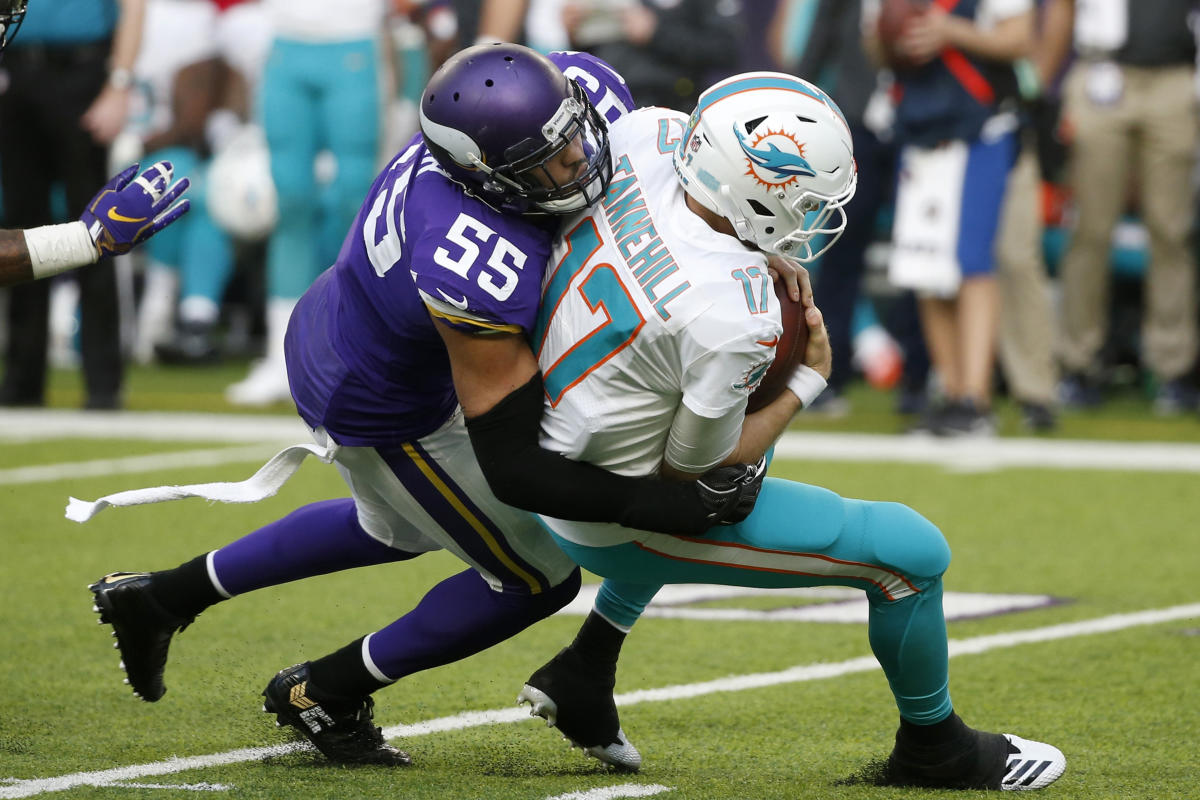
[747,279,809,413]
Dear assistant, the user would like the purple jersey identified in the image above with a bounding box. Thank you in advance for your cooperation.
[286,135,556,447]
[549,50,635,125]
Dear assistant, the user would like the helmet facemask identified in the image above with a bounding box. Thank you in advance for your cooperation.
[0,0,27,54]
[419,44,613,216]
[736,169,858,261]
[479,82,612,214]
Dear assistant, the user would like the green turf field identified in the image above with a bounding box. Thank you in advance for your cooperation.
[2,368,1198,799]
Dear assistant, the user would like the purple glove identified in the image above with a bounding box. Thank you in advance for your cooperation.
[80,160,191,258]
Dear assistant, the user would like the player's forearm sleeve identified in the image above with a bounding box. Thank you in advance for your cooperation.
[465,373,713,536]
[664,403,739,474]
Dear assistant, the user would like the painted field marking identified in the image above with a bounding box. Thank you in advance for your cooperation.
[0,410,308,444]
[3,602,1197,799]
[0,445,284,486]
[106,783,230,793]
[5,410,1200,483]
[771,431,1200,473]
[546,784,672,800]
[559,584,1058,624]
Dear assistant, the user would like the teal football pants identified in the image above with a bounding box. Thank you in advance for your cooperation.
[260,36,380,300]
[546,478,955,725]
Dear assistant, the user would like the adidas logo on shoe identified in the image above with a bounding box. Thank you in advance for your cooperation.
[1000,735,1066,791]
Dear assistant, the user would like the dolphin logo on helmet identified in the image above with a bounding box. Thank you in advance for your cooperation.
[734,125,817,185]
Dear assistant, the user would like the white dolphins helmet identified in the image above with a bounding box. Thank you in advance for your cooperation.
[672,72,857,262]
[206,124,278,242]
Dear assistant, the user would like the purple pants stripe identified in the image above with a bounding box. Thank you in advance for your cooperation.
[376,440,551,595]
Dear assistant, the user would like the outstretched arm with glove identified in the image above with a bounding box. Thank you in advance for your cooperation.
[0,160,190,289]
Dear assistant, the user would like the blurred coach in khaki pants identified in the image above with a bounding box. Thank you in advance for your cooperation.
[1047,0,1199,413]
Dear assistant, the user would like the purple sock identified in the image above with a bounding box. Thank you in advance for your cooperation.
[365,567,580,681]
[210,498,415,596]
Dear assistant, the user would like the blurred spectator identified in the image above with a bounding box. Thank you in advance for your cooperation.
[867,0,1034,436]
[477,0,568,50]
[771,0,910,416]
[0,0,146,409]
[113,0,228,365]
[225,0,388,406]
[994,130,1059,430]
[992,0,1063,432]
[1045,0,1198,415]
[382,1,458,156]
[187,0,275,360]
[560,0,743,112]
[393,0,457,68]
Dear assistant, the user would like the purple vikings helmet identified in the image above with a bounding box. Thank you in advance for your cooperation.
[419,43,612,215]
[0,0,27,54]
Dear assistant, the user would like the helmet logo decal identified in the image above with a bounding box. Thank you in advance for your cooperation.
[734,124,815,190]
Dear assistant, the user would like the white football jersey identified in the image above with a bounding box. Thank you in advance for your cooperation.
[264,0,384,41]
[536,108,782,505]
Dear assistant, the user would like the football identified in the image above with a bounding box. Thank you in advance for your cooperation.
[746,281,809,414]
[877,0,929,70]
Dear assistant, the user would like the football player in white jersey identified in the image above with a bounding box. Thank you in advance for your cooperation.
[516,73,1066,791]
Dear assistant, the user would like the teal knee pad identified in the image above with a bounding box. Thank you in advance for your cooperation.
[866,501,951,583]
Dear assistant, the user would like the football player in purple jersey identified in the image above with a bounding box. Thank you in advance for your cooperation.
[86,44,763,767]
[0,160,190,288]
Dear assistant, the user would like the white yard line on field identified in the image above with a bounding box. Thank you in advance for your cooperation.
[0,410,310,443]
[770,431,1200,473]
[3,602,1197,798]
[6,409,1200,485]
[103,783,231,792]
[0,445,286,486]
[546,785,672,800]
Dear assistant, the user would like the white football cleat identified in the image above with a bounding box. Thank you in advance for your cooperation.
[999,734,1066,791]
[517,684,642,772]
[225,358,290,407]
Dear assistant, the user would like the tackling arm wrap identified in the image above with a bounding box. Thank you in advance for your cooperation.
[465,373,760,536]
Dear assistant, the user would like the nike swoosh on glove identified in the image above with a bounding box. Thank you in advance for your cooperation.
[80,160,191,258]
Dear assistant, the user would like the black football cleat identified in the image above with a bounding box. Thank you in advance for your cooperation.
[262,663,411,766]
[885,724,1065,791]
[517,646,641,772]
[89,571,194,702]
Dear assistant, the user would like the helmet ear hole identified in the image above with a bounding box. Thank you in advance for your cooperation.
[747,199,774,217]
